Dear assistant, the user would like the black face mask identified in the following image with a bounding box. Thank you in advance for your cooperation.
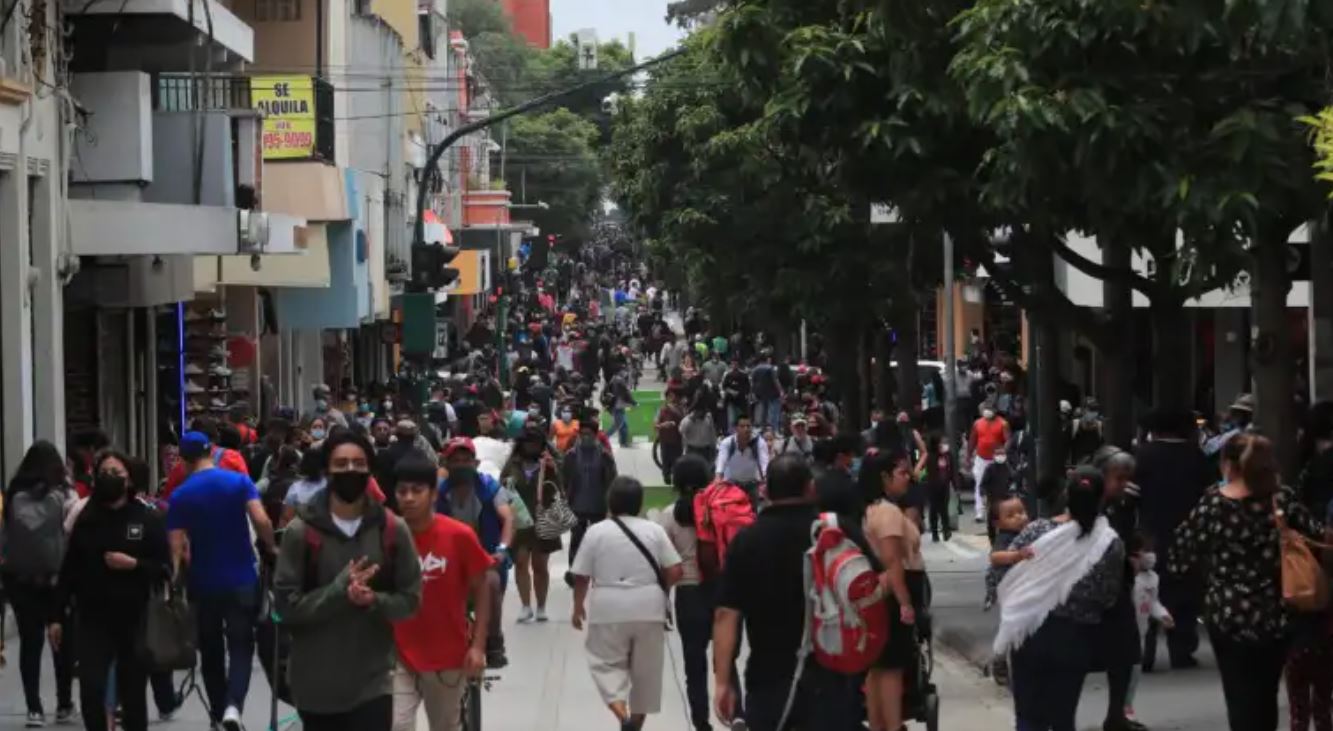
[330,471,370,503]
[449,465,478,489]
[93,472,128,504]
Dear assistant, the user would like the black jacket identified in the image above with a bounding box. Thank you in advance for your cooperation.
[54,499,169,626]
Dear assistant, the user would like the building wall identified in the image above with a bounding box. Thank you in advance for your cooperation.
[500,0,551,48]
[233,1,320,73]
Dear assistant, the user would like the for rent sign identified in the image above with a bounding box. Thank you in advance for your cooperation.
[252,76,316,159]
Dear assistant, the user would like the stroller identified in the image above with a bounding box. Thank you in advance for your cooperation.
[903,576,941,730]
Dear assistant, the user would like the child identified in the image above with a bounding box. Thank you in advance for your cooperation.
[1128,542,1173,720]
[979,445,1013,545]
[983,494,1033,612]
[985,493,1033,686]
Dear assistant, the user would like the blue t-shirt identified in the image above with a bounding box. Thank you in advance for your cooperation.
[166,467,261,593]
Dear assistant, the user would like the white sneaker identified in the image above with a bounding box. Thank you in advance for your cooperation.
[535,607,549,622]
[25,712,45,728]
[221,705,242,731]
[516,606,535,624]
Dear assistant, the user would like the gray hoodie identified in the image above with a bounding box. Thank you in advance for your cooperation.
[274,488,421,714]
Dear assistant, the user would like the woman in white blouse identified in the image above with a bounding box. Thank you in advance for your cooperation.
[571,477,683,731]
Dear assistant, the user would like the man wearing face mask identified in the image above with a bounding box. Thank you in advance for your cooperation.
[967,406,1010,523]
[275,431,421,730]
[437,438,516,668]
[304,384,348,430]
[166,432,277,730]
[562,419,619,578]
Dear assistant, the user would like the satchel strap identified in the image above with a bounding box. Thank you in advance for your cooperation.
[1272,495,1333,550]
[610,517,667,594]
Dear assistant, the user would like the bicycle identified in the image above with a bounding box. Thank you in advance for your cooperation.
[458,672,499,731]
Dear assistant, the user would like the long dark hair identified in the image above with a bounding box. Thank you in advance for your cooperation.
[93,449,138,498]
[8,440,67,497]
[1222,432,1280,498]
[671,454,712,527]
[1065,466,1105,536]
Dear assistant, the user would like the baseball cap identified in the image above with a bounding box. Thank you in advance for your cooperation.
[443,437,476,460]
[179,431,212,460]
[791,415,808,426]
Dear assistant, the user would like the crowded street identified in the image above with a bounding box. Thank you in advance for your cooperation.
[5,0,1333,730]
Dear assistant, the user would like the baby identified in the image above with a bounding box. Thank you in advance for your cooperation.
[983,494,1034,612]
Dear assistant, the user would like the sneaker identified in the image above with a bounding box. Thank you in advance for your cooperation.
[535,607,549,622]
[158,706,177,722]
[517,606,535,624]
[54,706,77,723]
[183,363,205,376]
[221,705,242,731]
[184,380,206,394]
[210,365,233,377]
[25,712,45,728]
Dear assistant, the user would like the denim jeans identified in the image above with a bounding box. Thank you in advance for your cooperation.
[612,406,630,446]
[195,584,258,718]
[6,577,75,714]
[753,398,782,432]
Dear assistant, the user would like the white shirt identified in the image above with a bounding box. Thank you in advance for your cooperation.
[331,514,362,538]
[571,516,682,624]
[716,434,770,483]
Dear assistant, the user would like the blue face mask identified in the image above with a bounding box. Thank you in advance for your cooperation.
[850,457,863,476]
[311,428,327,441]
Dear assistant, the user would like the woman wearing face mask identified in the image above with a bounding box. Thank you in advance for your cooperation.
[503,427,564,624]
[50,450,169,731]
[307,416,329,448]
[551,404,581,453]
[274,431,422,730]
[924,433,958,542]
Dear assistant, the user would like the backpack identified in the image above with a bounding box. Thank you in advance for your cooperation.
[1,487,67,577]
[301,513,399,593]
[777,513,889,731]
[692,481,756,581]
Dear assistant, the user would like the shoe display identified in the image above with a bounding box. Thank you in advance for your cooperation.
[184,381,206,394]
[210,365,233,377]
[210,398,228,409]
[184,363,204,376]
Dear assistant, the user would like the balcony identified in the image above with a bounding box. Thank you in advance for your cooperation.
[64,0,252,66]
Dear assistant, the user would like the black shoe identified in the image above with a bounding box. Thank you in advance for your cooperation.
[931,533,941,542]
[1171,655,1199,669]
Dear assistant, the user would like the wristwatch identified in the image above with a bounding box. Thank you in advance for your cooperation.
[496,543,509,555]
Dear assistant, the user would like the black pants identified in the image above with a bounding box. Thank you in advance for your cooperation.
[78,618,148,731]
[745,680,810,731]
[1010,616,1093,731]
[1211,628,1287,731]
[299,694,392,731]
[660,441,683,485]
[1159,573,1201,664]
[568,513,603,565]
[926,483,952,539]
[7,578,75,714]
[676,584,740,730]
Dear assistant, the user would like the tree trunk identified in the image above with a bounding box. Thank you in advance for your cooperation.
[874,320,892,412]
[896,298,921,417]
[1025,245,1064,485]
[1101,241,1136,448]
[1310,210,1333,402]
[1151,298,1192,412]
[827,320,866,433]
[1250,237,1298,477]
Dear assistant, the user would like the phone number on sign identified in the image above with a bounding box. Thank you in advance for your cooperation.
[263,131,313,150]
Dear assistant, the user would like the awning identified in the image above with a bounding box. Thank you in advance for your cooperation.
[195,223,331,292]
[263,162,351,221]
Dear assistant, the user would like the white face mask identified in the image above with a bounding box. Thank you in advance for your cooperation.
[994,454,1007,464]
[1139,551,1157,572]
[982,410,996,420]
[939,444,949,454]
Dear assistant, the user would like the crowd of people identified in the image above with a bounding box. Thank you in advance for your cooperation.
[1,241,1332,731]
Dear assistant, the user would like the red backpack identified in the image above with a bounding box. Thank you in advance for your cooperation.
[692,481,756,581]
[804,512,889,673]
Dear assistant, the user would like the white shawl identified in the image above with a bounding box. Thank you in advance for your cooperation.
[993,516,1118,656]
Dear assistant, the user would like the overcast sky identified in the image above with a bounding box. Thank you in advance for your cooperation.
[551,0,686,58]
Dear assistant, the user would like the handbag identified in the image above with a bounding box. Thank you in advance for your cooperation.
[609,516,673,629]
[1274,495,1331,612]
[534,459,578,540]
[138,577,198,672]
[947,488,960,532]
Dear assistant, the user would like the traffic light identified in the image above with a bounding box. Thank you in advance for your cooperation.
[409,243,462,291]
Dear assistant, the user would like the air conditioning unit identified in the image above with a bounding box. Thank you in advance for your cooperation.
[237,209,271,252]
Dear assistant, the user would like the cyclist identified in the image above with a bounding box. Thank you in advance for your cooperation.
[437,438,516,668]
[390,454,492,731]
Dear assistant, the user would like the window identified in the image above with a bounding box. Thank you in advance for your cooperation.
[255,0,300,22]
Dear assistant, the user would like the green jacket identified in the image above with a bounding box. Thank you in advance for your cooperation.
[274,489,421,714]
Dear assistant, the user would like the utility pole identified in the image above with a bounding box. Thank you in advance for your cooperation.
[943,233,959,464]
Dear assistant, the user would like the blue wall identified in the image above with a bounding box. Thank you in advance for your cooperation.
[274,170,373,329]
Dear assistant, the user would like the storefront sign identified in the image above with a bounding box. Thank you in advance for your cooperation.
[252,76,316,159]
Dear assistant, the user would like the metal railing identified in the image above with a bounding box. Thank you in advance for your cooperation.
[312,76,334,162]
[153,73,252,111]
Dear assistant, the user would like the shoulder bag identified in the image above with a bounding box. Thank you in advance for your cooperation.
[1274,494,1331,612]
[534,459,578,541]
[610,516,673,629]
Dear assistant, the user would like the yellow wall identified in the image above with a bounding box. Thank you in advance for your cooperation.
[402,54,426,137]
[231,1,320,74]
[452,250,485,295]
[371,0,418,52]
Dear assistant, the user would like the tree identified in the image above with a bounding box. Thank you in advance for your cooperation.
[446,0,509,37]
[666,0,725,28]
[951,0,1333,469]
[506,109,603,244]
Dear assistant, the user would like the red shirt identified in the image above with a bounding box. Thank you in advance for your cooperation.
[394,515,494,672]
[972,417,1008,460]
[161,448,249,499]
